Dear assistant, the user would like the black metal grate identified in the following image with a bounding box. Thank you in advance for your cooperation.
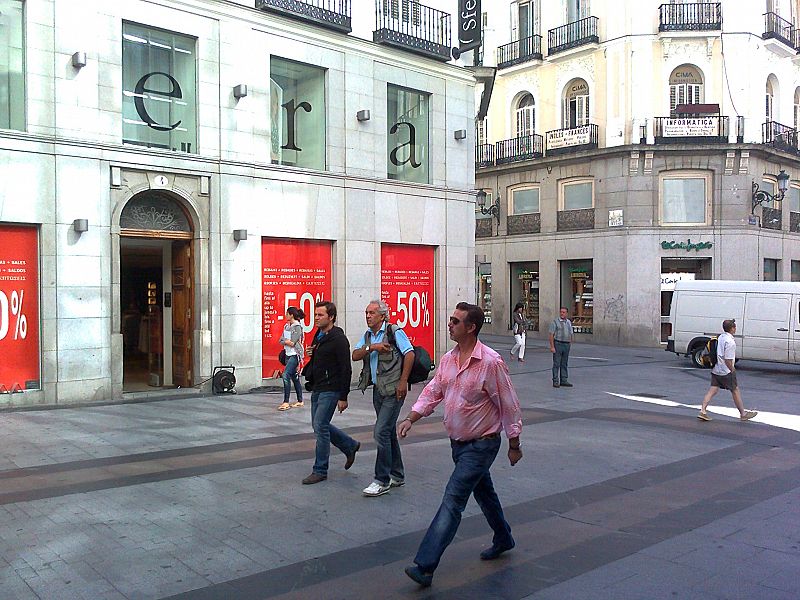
[659,3,721,32]
[762,121,798,152]
[497,35,543,69]
[256,0,352,34]
[373,0,452,62]
[476,143,495,168]
[548,16,599,56]
[763,11,794,47]
[495,134,544,164]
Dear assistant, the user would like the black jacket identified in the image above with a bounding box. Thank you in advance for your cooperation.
[301,326,351,399]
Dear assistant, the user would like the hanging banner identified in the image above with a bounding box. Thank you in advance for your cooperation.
[457,0,482,49]
[0,225,40,391]
[381,244,435,357]
[262,238,332,376]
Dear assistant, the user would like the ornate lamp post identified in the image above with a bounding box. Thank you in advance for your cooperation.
[752,169,789,214]
[476,189,500,235]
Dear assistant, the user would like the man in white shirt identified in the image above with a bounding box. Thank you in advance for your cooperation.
[698,319,757,422]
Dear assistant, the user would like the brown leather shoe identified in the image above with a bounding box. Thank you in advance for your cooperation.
[302,473,327,485]
[344,441,361,470]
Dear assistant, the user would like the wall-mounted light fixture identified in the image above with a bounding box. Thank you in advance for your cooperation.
[72,219,88,233]
[233,229,248,242]
[233,84,248,99]
[356,110,370,122]
[752,169,789,214]
[476,190,500,235]
[454,129,467,140]
[71,52,87,69]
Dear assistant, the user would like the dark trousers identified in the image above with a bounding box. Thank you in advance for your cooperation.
[372,388,405,485]
[414,436,512,573]
[310,391,358,476]
[281,355,303,402]
[552,341,570,384]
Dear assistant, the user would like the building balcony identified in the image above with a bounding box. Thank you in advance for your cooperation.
[762,121,799,154]
[495,134,544,165]
[545,124,598,155]
[373,0,452,62]
[654,115,728,144]
[497,35,543,69]
[557,208,595,232]
[475,217,493,238]
[659,3,721,32]
[507,213,541,235]
[547,17,599,56]
[256,0,352,34]
[761,207,782,231]
[476,143,495,169]
[763,12,797,56]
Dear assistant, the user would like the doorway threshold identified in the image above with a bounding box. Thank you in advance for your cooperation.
[121,387,209,403]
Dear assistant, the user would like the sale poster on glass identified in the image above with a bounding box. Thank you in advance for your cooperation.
[0,225,40,391]
[262,238,332,375]
[381,244,435,356]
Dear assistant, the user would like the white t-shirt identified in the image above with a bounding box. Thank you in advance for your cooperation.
[711,332,736,376]
[283,324,298,356]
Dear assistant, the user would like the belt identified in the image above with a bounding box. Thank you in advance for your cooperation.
[451,432,500,444]
[555,340,571,344]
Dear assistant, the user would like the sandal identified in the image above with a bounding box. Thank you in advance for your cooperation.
[291,401,304,408]
[278,403,291,411]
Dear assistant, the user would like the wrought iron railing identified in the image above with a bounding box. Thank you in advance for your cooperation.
[476,143,495,168]
[495,134,544,165]
[256,0,352,34]
[659,3,721,32]
[763,121,799,153]
[653,115,729,143]
[497,35,543,69]
[374,0,452,62]
[763,11,794,47]
[548,16,599,56]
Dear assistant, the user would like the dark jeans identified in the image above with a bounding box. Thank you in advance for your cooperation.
[552,341,570,384]
[311,391,358,476]
[372,388,404,485]
[414,436,512,573]
[282,355,303,403]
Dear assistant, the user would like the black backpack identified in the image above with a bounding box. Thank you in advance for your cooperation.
[385,324,434,384]
[700,337,719,368]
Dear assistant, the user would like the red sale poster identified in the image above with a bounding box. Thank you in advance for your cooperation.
[262,238,332,376]
[0,225,40,391]
[381,244,435,356]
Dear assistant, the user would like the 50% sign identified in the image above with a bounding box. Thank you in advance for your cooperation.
[393,291,430,328]
[0,290,28,341]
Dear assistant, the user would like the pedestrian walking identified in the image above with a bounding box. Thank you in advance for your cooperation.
[300,301,360,484]
[698,319,758,422]
[353,300,415,497]
[399,302,522,588]
[510,302,527,362]
[549,307,574,388]
[278,306,305,411]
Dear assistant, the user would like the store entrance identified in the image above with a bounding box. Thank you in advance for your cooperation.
[660,258,711,342]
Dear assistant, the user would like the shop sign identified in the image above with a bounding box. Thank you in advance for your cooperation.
[661,239,713,252]
[381,244,435,357]
[661,117,720,138]
[661,272,695,291]
[261,238,333,376]
[457,0,482,49]
[608,209,623,227]
[0,225,40,391]
[546,125,593,149]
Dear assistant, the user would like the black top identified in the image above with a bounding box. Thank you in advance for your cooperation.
[302,326,352,399]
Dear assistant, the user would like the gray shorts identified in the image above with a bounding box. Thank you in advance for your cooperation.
[710,371,737,391]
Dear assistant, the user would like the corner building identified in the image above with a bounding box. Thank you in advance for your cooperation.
[475,0,800,346]
[0,0,476,406]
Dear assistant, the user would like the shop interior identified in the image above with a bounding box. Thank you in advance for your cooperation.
[660,257,712,342]
[510,262,540,331]
[560,260,593,334]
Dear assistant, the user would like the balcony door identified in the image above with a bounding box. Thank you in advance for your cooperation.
[567,0,590,23]
[512,0,539,41]
[669,65,704,115]
[516,94,535,137]
[563,79,589,129]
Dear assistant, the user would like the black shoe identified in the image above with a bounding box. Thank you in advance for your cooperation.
[302,473,327,485]
[480,538,515,560]
[404,565,433,587]
[552,382,560,388]
[560,382,573,387]
[344,441,360,470]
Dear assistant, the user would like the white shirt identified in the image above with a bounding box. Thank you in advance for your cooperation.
[711,332,736,376]
[283,324,298,356]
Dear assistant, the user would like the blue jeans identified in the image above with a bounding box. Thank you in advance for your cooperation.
[282,355,303,403]
[414,436,512,573]
[552,341,570,384]
[311,391,358,476]
[373,388,405,485]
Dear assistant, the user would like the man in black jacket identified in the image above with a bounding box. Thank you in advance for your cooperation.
[301,301,360,484]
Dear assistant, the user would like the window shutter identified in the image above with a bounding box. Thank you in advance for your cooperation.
[579,0,590,19]
[563,97,570,128]
[511,1,519,42]
[669,85,678,114]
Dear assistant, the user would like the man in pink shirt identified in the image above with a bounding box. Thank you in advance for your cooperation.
[398,302,523,587]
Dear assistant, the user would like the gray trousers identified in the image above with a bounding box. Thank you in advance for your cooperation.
[552,341,570,384]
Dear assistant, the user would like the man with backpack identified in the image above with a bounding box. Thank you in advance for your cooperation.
[698,319,757,422]
[353,300,416,497]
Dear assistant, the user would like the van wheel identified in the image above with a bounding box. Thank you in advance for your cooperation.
[690,344,707,368]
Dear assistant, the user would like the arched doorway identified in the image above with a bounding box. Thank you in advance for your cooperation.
[563,78,589,129]
[669,64,704,115]
[119,191,194,391]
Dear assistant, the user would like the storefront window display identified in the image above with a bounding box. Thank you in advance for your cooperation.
[510,262,539,331]
[387,84,430,183]
[477,263,492,324]
[560,260,592,334]
[0,0,25,131]
[660,258,711,342]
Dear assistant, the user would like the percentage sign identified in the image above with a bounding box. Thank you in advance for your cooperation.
[421,292,430,326]
[10,290,27,340]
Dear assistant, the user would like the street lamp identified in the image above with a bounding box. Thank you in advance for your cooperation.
[752,169,790,214]
[476,190,501,234]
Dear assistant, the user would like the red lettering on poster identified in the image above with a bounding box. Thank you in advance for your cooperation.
[262,238,332,376]
[0,225,40,390]
[381,244,435,357]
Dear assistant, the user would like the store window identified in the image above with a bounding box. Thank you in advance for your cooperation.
[669,64,704,115]
[477,263,492,324]
[122,23,197,152]
[560,179,593,210]
[764,258,779,281]
[660,258,712,342]
[387,84,430,183]
[270,57,326,170]
[510,262,539,331]
[510,187,539,215]
[660,172,710,225]
[791,260,800,282]
[560,260,593,334]
[0,0,25,131]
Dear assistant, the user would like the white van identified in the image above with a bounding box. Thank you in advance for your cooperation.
[666,280,800,367]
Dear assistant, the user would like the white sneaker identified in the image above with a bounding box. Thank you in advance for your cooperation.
[390,478,405,488]
[363,481,391,497]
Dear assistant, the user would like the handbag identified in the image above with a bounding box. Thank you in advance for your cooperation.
[278,349,287,366]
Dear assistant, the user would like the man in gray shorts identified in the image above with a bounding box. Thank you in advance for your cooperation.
[698,319,757,422]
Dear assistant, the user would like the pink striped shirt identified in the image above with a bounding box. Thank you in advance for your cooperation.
[411,340,522,441]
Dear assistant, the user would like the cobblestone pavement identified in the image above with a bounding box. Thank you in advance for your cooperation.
[1,335,799,599]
